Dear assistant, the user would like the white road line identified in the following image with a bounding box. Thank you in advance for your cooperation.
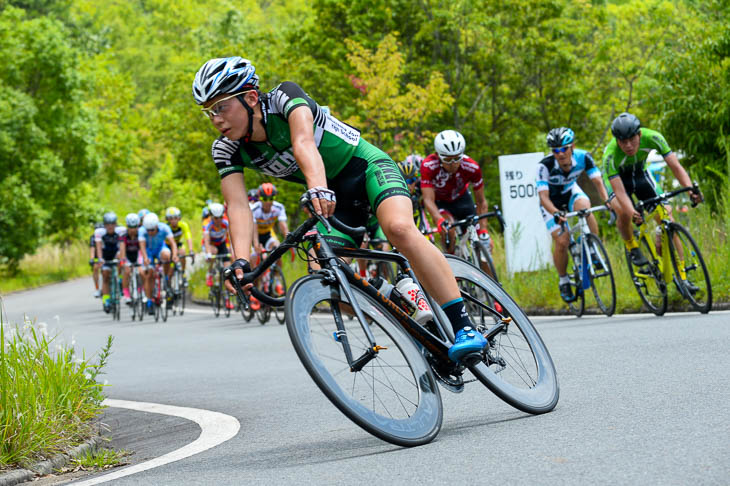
[71,399,240,485]
[529,309,729,321]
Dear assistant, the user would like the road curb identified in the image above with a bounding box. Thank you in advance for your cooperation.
[0,436,103,486]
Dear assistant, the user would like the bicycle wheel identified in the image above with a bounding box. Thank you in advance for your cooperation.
[566,245,585,318]
[585,234,616,317]
[286,274,442,446]
[474,240,499,283]
[625,237,667,316]
[136,273,144,322]
[257,303,271,324]
[171,270,180,316]
[210,287,220,318]
[445,255,560,414]
[271,265,287,324]
[220,271,231,318]
[667,223,712,313]
[161,275,169,322]
[179,277,187,316]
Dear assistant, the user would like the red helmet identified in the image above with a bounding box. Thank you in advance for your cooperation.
[258,182,278,199]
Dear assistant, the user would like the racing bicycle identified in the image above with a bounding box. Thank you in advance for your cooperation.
[442,208,505,283]
[226,199,559,447]
[625,184,711,315]
[557,206,616,317]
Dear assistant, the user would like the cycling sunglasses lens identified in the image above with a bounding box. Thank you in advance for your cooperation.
[405,178,416,185]
[553,146,569,154]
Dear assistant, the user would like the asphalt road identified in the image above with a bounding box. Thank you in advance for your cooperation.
[2,277,728,485]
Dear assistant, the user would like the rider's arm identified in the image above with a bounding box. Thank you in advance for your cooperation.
[664,152,693,189]
[95,239,103,262]
[421,186,443,228]
[538,190,560,216]
[181,221,193,254]
[220,172,254,261]
[590,176,610,203]
[139,239,149,264]
[609,176,638,219]
[166,235,178,261]
[119,240,127,262]
[278,220,289,237]
[288,107,333,217]
[473,188,489,231]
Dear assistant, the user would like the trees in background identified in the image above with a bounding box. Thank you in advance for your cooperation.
[1,0,728,266]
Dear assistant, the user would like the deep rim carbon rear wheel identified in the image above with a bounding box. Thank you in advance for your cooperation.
[667,223,712,313]
[285,274,443,447]
[445,255,559,414]
[585,234,616,316]
[625,237,667,316]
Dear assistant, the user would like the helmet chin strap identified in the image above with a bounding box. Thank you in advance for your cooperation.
[236,94,255,143]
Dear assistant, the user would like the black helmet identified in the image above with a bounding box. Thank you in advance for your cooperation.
[546,127,575,148]
[103,211,117,224]
[611,112,641,140]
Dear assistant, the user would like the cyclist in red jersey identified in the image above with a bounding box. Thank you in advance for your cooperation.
[421,130,490,254]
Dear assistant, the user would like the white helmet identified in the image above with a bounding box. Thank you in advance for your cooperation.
[434,130,466,159]
[209,202,225,218]
[125,213,140,228]
[143,213,160,230]
[192,57,259,105]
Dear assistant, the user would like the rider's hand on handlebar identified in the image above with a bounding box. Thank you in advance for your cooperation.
[553,211,567,225]
[690,187,704,206]
[302,186,336,218]
[631,209,644,225]
[436,217,450,233]
[225,258,253,295]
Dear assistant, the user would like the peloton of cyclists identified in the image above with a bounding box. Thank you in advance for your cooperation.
[204,202,235,310]
[536,127,610,302]
[165,206,195,273]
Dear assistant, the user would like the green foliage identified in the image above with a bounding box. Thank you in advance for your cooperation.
[0,7,100,265]
[0,321,112,468]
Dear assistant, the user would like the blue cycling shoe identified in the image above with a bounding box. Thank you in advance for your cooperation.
[448,326,487,363]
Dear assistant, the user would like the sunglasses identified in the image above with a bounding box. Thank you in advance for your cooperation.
[260,195,274,201]
[552,146,570,154]
[405,177,418,185]
[440,155,462,165]
[201,91,250,119]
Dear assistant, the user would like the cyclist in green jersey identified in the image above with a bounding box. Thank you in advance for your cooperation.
[193,56,487,362]
[603,113,702,267]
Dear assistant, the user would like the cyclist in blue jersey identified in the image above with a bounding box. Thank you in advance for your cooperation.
[193,56,486,362]
[139,212,178,314]
[537,127,610,302]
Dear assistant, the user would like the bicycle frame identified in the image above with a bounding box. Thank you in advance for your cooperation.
[635,203,675,283]
[561,206,609,290]
[228,214,510,376]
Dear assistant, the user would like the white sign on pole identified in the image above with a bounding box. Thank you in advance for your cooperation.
[498,153,552,275]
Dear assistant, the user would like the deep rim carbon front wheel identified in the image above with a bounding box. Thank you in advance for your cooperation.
[285,274,443,447]
[445,255,559,414]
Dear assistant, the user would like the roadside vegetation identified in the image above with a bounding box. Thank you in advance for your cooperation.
[0,319,113,469]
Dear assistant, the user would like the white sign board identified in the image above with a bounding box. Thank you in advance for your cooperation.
[498,153,552,275]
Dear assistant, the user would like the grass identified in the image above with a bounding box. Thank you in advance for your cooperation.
[0,318,113,469]
[68,447,130,471]
[0,241,91,295]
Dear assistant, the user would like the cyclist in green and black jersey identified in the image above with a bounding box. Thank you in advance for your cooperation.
[603,112,702,268]
[193,57,486,362]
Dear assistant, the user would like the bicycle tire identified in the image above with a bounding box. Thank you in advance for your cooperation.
[271,265,287,324]
[210,287,220,318]
[180,277,187,316]
[171,270,179,316]
[257,304,271,324]
[567,244,585,318]
[286,274,443,446]
[136,272,144,322]
[445,255,560,414]
[625,237,667,316]
[474,240,499,283]
[585,234,616,316]
[667,223,712,313]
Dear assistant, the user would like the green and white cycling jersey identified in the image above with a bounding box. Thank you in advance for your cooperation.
[210,81,410,247]
[212,81,359,182]
[602,127,672,184]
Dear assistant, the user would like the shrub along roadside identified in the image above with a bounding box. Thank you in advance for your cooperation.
[0,241,90,295]
[0,319,113,469]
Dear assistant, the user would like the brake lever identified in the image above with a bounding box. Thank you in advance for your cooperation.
[224,267,250,310]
